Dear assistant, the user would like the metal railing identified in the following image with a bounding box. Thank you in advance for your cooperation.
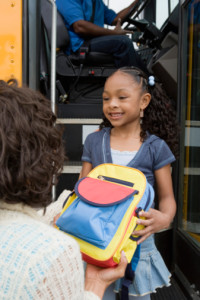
[47,0,57,200]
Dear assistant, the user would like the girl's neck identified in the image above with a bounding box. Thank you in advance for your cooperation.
[110,125,142,152]
[111,124,141,140]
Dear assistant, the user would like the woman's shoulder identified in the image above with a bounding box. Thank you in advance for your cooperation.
[0,205,79,253]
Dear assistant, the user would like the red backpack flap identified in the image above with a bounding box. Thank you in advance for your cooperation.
[75,177,138,206]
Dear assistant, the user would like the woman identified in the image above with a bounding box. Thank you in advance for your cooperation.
[0,80,127,300]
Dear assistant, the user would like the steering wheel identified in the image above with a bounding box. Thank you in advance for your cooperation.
[121,0,151,28]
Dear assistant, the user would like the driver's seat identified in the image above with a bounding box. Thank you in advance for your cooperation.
[40,0,117,104]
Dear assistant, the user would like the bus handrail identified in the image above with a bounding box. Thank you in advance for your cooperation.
[47,0,57,114]
[47,0,57,201]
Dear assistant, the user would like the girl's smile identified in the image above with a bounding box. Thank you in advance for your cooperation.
[108,112,124,120]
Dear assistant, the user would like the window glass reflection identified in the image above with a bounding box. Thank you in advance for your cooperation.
[156,0,169,28]
[170,0,179,12]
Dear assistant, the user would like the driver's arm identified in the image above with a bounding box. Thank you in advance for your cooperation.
[73,20,130,37]
[112,0,140,25]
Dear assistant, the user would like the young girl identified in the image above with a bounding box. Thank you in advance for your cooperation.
[80,67,179,299]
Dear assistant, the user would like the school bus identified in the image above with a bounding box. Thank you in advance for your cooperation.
[0,0,199,299]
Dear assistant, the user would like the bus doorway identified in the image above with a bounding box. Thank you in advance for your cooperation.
[0,0,200,299]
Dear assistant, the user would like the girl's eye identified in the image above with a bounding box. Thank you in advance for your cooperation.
[119,96,127,100]
[103,97,109,101]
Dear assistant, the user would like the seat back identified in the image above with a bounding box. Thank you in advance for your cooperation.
[41,0,69,50]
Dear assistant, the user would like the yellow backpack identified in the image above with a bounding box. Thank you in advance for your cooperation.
[56,163,154,267]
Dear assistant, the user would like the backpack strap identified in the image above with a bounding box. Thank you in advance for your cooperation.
[62,190,75,208]
[121,245,141,300]
[131,244,141,272]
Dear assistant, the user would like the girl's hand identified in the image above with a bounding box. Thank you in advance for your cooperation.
[132,208,171,244]
[85,251,128,299]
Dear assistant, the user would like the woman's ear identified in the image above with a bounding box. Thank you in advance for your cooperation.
[140,93,151,110]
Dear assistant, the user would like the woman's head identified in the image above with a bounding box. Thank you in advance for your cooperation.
[100,67,179,157]
[0,80,65,208]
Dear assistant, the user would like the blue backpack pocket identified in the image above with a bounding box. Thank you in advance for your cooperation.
[56,194,134,249]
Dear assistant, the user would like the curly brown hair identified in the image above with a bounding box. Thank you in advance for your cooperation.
[100,67,179,158]
[0,80,65,208]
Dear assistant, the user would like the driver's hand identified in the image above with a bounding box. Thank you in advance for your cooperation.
[114,18,133,35]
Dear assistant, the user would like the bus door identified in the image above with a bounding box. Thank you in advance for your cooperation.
[174,0,200,298]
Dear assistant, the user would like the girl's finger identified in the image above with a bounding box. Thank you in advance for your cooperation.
[138,210,152,218]
[132,225,152,236]
[136,217,154,226]
[137,232,151,245]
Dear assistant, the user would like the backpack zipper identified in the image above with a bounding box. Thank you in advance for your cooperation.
[97,175,134,187]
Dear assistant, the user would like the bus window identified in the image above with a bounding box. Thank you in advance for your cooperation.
[156,0,169,28]
[156,0,179,28]
[108,0,133,12]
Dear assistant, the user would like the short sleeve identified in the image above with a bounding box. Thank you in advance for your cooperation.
[81,133,93,163]
[56,0,84,26]
[153,140,176,170]
[103,4,117,25]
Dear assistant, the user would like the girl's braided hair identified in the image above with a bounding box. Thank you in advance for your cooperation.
[100,67,179,158]
[0,79,65,208]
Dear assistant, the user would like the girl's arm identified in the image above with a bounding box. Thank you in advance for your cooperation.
[132,164,176,244]
[79,161,93,179]
[155,164,176,225]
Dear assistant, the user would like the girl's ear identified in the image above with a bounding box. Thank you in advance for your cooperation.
[140,93,151,110]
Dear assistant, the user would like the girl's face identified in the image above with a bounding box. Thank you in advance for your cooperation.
[102,71,150,129]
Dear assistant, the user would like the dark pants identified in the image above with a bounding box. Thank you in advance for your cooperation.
[87,35,147,72]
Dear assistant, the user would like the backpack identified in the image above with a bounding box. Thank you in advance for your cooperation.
[56,163,154,298]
